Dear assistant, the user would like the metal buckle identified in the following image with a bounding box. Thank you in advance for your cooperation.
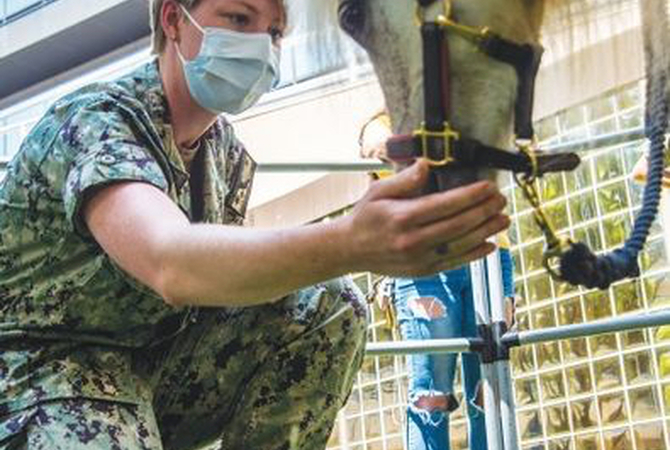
[415,0,452,26]
[414,0,494,51]
[413,122,460,166]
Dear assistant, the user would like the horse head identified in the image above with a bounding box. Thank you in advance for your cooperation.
[338,0,548,189]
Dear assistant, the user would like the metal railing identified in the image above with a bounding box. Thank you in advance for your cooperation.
[0,126,648,174]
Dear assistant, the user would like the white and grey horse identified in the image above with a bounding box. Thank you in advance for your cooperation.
[334,0,551,186]
[341,2,545,136]
[307,0,655,182]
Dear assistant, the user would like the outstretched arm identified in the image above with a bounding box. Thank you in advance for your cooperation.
[84,160,509,307]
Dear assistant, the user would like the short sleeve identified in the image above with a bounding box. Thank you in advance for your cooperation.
[60,102,169,238]
[219,121,256,223]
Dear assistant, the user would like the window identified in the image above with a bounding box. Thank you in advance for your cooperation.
[0,0,58,25]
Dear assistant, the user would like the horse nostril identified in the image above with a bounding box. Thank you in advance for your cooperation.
[338,1,365,38]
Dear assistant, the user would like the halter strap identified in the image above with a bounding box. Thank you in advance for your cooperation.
[387,135,580,176]
[388,1,578,179]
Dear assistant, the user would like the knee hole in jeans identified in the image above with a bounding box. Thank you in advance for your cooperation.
[412,393,459,413]
[408,297,446,320]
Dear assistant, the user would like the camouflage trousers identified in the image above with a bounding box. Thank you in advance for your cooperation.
[0,280,368,450]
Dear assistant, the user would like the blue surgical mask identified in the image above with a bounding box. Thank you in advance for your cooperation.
[177,6,280,115]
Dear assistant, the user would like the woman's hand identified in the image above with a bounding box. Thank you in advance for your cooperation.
[340,159,510,277]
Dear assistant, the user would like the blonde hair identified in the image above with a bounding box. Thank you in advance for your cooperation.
[149,0,287,55]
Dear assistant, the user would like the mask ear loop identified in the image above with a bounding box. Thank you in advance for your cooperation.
[179,5,206,34]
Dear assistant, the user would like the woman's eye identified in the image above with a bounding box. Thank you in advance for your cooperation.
[224,13,250,27]
[338,0,365,37]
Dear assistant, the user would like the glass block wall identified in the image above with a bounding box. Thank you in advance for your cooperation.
[327,81,670,450]
[509,81,670,450]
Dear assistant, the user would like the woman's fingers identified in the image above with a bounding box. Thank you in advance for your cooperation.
[443,214,511,257]
[348,168,512,277]
[405,194,508,248]
[427,242,498,274]
[401,180,501,226]
[419,214,509,268]
[367,159,430,200]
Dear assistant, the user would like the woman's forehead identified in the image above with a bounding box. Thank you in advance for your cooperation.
[203,0,286,21]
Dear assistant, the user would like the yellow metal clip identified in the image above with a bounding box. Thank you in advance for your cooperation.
[413,122,460,166]
[415,0,453,26]
[515,137,540,179]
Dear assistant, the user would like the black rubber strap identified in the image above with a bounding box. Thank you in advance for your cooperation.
[386,135,581,176]
[422,22,448,131]
[479,34,544,140]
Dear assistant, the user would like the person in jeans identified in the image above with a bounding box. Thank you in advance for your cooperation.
[393,245,515,450]
[360,111,516,450]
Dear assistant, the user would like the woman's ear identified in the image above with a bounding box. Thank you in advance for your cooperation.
[161,0,183,43]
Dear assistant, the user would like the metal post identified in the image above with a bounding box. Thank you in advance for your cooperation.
[0,127,646,173]
[544,128,645,154]
[486,251,520,450]
[471,258,505,450]
[256,161,390,173]
[365,337,482,356]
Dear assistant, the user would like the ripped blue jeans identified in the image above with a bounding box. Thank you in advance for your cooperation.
[394,267,486,450]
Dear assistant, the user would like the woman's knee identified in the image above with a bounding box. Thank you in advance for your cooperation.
[413,393,459,413]
[408,392,458,429]
[408,297,447,320]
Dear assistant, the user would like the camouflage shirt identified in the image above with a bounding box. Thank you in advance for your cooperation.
[0,60,257,414]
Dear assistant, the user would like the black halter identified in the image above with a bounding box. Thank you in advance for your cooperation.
[386,0,580,188]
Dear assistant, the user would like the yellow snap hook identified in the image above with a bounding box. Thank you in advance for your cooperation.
[415,0,453,26]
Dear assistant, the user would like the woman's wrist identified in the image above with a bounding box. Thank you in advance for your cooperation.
[321,215,359,276]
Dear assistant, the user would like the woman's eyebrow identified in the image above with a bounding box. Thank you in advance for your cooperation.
[226,0,259,15]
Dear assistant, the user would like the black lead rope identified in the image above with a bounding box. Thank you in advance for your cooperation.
[557,0,670,289]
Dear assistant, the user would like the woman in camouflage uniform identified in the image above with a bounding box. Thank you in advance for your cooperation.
[0,0,510,449]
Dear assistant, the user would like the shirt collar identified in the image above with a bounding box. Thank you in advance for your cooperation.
[131,60,191,187]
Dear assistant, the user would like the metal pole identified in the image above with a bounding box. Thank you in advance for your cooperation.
[503,309,670,348]
[543,128,645,154]
[471,258,505,450]
[0,127,645,173]
[486,251,520,450]
[252,128,645,173]
[365,337,482,356]
[256,161,390,173]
